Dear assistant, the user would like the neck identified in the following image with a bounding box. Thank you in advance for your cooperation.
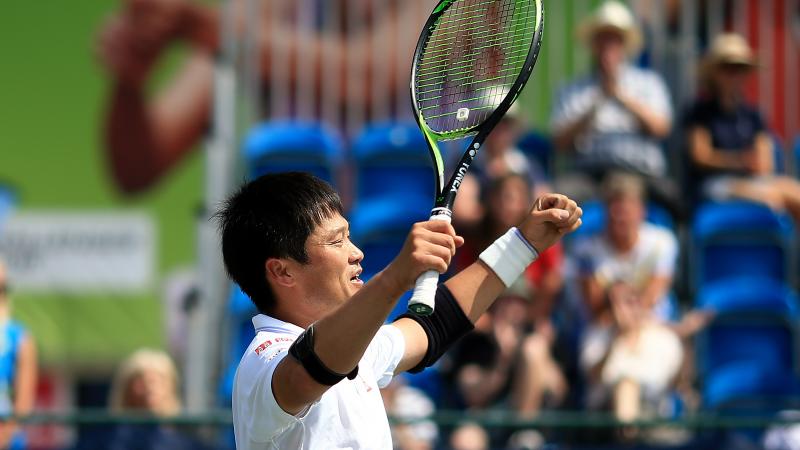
[609,230,638,253]
[718,91,739,110]
[271,291,327,329]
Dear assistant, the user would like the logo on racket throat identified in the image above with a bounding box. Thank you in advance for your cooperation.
[451,162,470,192]
[456,108,470,121]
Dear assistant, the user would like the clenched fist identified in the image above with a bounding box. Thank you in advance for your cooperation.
[518,193,582,252]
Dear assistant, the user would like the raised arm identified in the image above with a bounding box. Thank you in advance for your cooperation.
[271,221,463,415]
[394,194,582,374]
[97,0,218,194]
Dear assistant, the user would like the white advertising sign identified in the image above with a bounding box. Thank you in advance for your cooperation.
[0,212,155,292]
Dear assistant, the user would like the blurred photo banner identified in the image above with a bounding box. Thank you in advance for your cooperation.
[0,212,155,292]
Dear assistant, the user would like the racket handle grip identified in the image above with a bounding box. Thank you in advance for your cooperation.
[407,210,452,316]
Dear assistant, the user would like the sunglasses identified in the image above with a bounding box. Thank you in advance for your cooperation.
[719,62,752,73]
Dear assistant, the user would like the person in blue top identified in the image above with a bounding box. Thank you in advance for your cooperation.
[0,260,37,450]
[685,33,800,221]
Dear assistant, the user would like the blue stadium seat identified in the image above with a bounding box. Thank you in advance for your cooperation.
[220,286,258,405]
[697,276,798,314]
[516,131,553,177]
[703,361,800,409]
[350,197,429,277]
[242,120,344,183]
[696,277,800,409]
[351,123,434,206]
[691,201,795,287]
[349,197,429,321]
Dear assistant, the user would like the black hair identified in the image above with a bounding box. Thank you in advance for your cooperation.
[216,172,343,314]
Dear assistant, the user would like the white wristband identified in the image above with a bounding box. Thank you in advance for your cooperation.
[478,227,539,288]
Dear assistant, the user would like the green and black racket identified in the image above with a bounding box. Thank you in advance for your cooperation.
[408,0,544,315]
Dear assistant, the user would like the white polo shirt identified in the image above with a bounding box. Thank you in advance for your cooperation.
[232,314,406,450]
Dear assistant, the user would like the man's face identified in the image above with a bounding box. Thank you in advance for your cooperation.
[485,119,520,156]
[607,194,644,242]
[293,213,364,307]
[591,29,626,74]
[489,176,530,229]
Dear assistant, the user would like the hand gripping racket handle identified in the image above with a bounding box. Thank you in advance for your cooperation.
[407,210,452,316]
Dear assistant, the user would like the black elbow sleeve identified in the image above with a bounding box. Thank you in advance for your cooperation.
[396,284,475,373]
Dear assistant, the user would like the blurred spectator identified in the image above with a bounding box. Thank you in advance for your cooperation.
[454,105,549,231]
[469,104,548,192]
[575,173,682,421]
[107,349,208,450]
[449,175,567,416]
[684,33,800,221]
[0,260,37,450]
[456,174,564,324]
[381,378,438,450]
[96,0,424,194]
[551,1,675,209]
[449,422,489,450]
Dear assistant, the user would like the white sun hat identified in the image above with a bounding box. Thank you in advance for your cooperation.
[577,1,643,55]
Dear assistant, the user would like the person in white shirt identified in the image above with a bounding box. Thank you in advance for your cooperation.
[216,172,582,449]
[550,1,677,215]
[574,172,682,422]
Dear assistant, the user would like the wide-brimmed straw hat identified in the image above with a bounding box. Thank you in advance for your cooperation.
[577,1,643,55]
[703,33,758,69]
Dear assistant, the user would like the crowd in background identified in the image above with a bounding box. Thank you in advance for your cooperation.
[378,1,800,449]
[1,0,799,449]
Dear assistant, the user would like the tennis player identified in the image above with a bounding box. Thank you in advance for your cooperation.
[220,172,581,449]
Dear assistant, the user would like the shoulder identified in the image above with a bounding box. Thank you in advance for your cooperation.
[640,223,677,248]
[557,75,596,99]
[739,103,766,122]
[237,330,296,380]
[684,98,714,122]
[625,65,665,85]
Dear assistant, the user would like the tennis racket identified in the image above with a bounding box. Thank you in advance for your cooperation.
[407,0,544,315]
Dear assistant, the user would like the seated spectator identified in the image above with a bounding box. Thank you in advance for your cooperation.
[685,33,800,222]
[381,378,438,450]
[453,105,548,231]
[0,260,37,450]
[456,174,564,322]
[550,1,675,209]
[470,104,548,191]
[108,349,209,450]
[575,173,682,421]
[449,422,489,450]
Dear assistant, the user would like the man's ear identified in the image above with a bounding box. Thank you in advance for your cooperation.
[265,258,295,288]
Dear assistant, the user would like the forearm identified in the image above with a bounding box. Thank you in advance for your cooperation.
[753,133,774,175]
[14,338,36,417]
[553,108,596,150]
[106,83,163,193]
[274,270,407,414]
[445,261,506,324]
[617,94,671,138]
[105,54,212,193]
[313,270,407,374]
[689,127,745,172]
[639,276,671,311]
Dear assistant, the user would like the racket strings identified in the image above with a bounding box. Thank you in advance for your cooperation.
[415,0,537,135]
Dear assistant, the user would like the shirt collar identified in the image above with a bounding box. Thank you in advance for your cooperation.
[252,314,305,336]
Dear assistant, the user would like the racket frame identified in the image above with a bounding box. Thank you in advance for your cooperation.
[407,0,544,315]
